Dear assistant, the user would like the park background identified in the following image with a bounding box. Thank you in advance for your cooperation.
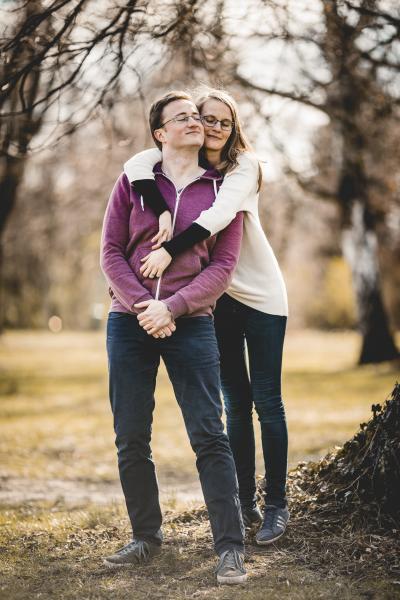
[1,1,399,599]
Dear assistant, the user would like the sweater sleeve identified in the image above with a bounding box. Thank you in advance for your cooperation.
[162,223,210,257]
[133,179,169,218]
[194,153,259,235]
[163,212,244,319]
[124,148,169,217]
[100,173,153,312]
[124,147,162,181]
[161,152,259,258]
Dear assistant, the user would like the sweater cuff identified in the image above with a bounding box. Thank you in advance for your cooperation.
[130,291,153,313]
[164,293,188,320]
[162,223,211,258]
[133,179,169,218]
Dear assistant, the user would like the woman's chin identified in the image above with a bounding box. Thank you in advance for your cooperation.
[205,140,224,152]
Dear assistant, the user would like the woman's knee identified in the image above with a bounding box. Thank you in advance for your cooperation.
[253,393,286,424]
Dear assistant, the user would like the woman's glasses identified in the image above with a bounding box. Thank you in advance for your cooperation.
[202,115,234,131]
[159,113,234,131]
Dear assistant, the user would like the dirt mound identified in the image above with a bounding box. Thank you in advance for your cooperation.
[288,383,400,529]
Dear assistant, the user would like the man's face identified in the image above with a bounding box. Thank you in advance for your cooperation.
[155,99,204,150]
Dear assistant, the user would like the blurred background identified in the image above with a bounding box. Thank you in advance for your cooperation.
[1,0,399,500]
[2,0,400,350]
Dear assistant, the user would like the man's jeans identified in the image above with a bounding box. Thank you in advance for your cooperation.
[106,312,244,555]
[214,294,288,509]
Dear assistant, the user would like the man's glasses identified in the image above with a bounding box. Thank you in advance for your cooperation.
[159,114,203,128]
[202,115,234,131]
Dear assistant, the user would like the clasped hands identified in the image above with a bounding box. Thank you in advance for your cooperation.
[134,300,176,339]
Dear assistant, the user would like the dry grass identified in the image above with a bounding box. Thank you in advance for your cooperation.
[0,329,399,599]
[1,329,398,482]
[1,498,399,600]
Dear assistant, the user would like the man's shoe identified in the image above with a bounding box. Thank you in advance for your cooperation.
[241,504,263,528]
[255,505,290,545]
[103,539,161,567]
[216,549,247,584]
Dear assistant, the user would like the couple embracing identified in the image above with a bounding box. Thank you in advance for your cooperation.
[100,88,288,585]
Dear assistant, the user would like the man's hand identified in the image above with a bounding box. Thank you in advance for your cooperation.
[134,299,175,336]
[151,322,176,339]
[140,247,172,279]
[151,210,172,249]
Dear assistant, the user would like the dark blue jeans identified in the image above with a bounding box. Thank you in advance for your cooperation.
[214,294,288,509]
[106,312,244,555]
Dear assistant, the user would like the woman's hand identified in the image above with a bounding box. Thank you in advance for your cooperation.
[140,247,172,279]
[134,300,175,336]
[151,210,172,249]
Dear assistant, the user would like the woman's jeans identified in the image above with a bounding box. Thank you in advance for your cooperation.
[106,312,244,555]
[214,294,288,509]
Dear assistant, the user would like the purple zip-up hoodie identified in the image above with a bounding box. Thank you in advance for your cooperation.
[100,163,243,319]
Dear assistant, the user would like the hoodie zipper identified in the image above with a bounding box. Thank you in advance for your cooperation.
[154,174,201,301]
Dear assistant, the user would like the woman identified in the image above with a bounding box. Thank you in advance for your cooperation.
[124,89,289,545]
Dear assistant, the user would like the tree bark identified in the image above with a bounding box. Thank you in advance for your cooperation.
[0,155,28,331]
[325,0,398,364]
[341,200,399,364]
[0,156,26,236]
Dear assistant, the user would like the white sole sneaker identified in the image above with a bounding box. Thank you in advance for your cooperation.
[255,529,286,545]
[103,558,134,568]
[217,572,248,584]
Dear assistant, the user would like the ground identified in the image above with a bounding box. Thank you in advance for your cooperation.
[0,329,399,599]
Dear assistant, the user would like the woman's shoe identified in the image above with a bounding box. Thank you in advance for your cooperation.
[241,504,263,528]
[255,505,290,545]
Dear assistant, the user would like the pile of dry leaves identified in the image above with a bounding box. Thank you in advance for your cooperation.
[288,382,400,530]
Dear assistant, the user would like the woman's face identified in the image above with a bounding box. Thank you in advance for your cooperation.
[200,99,233,153]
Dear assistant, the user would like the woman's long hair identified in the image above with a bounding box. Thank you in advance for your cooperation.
[195,87,262,191]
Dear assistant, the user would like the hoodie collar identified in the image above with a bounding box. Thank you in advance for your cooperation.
[153,161,223,182]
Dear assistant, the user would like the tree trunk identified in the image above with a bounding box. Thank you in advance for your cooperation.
[0,156,27,331]
[0,0,47,330]
[341,200,399,364]
[0,156,26,235]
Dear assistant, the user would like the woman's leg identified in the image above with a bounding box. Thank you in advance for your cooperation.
[245,309,288,508]
[214,295,257,509]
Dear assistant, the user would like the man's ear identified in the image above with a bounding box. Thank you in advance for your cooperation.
[154,128,165,145]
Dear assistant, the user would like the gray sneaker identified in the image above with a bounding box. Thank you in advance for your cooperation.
[216,549,247,584]
[103,539,161,567]
[256,505,290,545]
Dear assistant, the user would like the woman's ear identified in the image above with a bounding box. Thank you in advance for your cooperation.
[154,128,165,145]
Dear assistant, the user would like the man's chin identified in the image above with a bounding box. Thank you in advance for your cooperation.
[184,140,203,149]
[168,138,203,151]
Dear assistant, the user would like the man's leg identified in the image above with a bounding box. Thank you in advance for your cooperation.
[106,312,162,547]
[161,316,245,557]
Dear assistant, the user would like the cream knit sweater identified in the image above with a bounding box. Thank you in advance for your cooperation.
[124,149,288,316]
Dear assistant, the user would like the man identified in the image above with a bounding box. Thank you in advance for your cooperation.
[100,91,246,584]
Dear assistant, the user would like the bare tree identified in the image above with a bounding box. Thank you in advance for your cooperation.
[235,0,400,363]
[0,0,230,329]
[0,0,208,235]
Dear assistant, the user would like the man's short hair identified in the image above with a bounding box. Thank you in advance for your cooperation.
[149,90,193,149]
